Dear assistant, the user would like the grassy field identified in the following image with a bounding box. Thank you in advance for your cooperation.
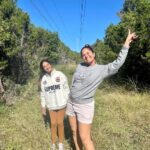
[0,65,150,150]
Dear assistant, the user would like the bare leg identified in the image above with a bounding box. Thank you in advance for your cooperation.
[69,116,83,150]
[78,122,94,150]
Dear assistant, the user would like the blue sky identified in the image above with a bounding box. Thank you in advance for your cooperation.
[17,0,124,52]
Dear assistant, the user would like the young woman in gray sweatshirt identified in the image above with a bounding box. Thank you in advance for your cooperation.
[66,30,137,150]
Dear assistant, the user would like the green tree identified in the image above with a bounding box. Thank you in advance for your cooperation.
[92,39,116,64]
[104,0,150,86]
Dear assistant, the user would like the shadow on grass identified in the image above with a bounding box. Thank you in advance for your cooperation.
[64,116,76,150]
[42,109,50,128]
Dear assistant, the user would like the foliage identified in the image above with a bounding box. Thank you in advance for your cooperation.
[0,0,77,77]
[0,0,30,80]
[92,39,116,64]
[121,0,150,86]
[103,0,150,86]
[0,0,78,104]
[57,41,80,64]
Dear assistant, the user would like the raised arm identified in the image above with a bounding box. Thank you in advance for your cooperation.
[104,29,137,77]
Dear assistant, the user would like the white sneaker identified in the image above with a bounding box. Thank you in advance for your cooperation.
[58,143,64,150]
[51,143,56,150]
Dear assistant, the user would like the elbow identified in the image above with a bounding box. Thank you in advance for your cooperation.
[108,68,118,76]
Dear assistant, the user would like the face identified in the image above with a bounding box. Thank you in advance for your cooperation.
[81,48,95,65]
[42,62,52,74]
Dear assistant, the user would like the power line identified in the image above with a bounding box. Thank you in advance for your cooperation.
[41,0,62,32]
[31,0,73,46]
[79,0,86,46]
[41,0,72,41]
[50,0,72,40]
[30,0,55,31]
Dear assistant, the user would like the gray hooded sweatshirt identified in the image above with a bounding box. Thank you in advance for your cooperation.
[70,46,129,104]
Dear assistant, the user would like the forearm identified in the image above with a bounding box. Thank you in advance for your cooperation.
[40,91,46,107]
[124,40,130,49]
[106,46,129,76]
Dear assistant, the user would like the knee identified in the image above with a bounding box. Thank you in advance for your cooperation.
[57,121,64,128]
[79,133,91,144]
[51,122,57,128]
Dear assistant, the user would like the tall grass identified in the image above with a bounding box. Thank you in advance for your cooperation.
[0,64,149,150]
[93,87,150,150]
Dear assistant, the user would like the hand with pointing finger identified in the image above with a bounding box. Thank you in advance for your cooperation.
[124,29,138,48]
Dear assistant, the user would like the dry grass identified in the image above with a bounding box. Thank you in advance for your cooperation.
[93,88,150,150]
[0,65,150,150]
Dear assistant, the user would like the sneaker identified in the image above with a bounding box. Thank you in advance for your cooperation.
[51,143,56,150]
[58,143,64,150]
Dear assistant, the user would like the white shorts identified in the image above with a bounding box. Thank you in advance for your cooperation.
[66,100,95,124]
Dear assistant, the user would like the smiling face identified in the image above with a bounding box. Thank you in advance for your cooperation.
[81,48,95,66]
[42,61,52,74]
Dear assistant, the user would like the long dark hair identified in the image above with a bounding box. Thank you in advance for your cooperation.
[40,59,52,75]
[38,59,52,91]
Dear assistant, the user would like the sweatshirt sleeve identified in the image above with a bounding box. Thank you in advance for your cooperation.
[104,46,129,78]
[71,74,75,86]
[71,64,80,86]
[40,78,46,108]
[60,72,70,97]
